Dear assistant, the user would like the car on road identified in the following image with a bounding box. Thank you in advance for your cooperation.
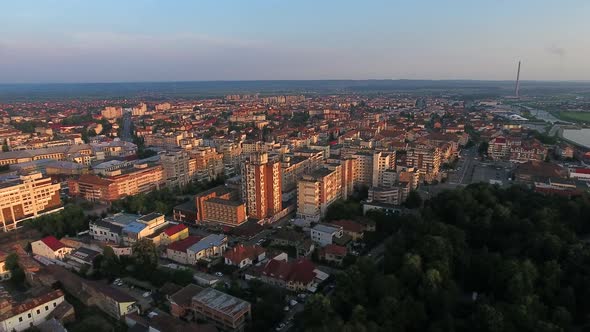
[284,306,290,312]
[289,299,298,307]
[214,272,224,277]
[142,291,152,298]
[276,323,286,331]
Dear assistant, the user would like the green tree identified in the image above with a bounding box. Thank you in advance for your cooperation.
[404,190,423,208]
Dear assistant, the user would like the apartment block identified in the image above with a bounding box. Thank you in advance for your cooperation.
[241,153,282,220]
[297,166,342,222]
[406,145,441,183]
[195,186,247,227]
[0,173,62,232]
[161,150,193,187]
[68,162,165,202]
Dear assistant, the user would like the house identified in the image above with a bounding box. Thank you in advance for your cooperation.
[310,224,343,247]
[170,284,204,318]
[31,236,73,260]
[223,245,266,268]
[166,236,203,265]
[319,244,347,265]
[0,289,73,332]
[329,220,364,241]
[0,251,11,280]
[67,247,101,271]
[259,258,318,292]
[44,265,138,320]
[170,284,250,332]
[192,288,251,332]
[160,224,189,246]
[186,234,228,264]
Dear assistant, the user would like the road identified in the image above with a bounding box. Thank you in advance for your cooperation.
[121,110,133,142]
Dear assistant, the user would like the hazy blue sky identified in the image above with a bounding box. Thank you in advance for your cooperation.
[1,0,589,83]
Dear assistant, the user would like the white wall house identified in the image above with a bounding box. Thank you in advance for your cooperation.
[310,224,343,247]
[31,236,72,260]
[0,290,66,332]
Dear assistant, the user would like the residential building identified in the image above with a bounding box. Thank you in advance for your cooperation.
[223,245,266,268]
[318,244,347,265]
[166,234,228,265]
[310,224,343,247]
[195,186,247,227]
[160,224,189,246]
[0,173,62,232]
[0,289,70,332]
[259,258,318,292]
[353,151,394,187]
[406,145,441,183]
[45,265,137,319]
[192,288,251,332]
[241,153,282,220]
[170,284,251,332]
[329,220,364,241]
[68,162,165,202]
[121,213,168,246]
[296,166,342,222]
[31,236,73,260]
[101,106,123,120]
[161,150,193,187]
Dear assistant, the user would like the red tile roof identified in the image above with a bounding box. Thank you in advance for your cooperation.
[574,168,590,175]
[0,289,65,320]
[41,236,67,252]
[167,236,202,252]
[164,224,188,237]
[262,258,316,284]
[223,244,265,265]
[330,220,363,234]
[321,244,347,256]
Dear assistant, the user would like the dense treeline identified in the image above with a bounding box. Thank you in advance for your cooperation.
[300,184,590,332]
[24,205,93,238]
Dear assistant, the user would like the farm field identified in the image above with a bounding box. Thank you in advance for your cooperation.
[554,111,590,123]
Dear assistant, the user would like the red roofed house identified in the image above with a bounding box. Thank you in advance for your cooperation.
[329,220,364,241]
[160,224,189,246]
[31,236,73,260]
[166,236,202,265]
[260,258,317,291]
[223,245,266,268]
[319,244,347,265]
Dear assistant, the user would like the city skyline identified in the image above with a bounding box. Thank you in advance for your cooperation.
[1,0,589,83]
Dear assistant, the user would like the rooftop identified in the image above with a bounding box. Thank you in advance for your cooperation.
[312,223,341,234]
[192,288,250,318]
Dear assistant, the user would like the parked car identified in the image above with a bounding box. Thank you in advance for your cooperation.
[215,272,224,277]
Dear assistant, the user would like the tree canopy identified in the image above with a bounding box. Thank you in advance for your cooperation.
[300,184,590,332]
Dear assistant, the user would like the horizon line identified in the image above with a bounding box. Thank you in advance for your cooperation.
[2,78,590,85]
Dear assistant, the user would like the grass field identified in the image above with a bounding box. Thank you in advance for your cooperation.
[554,111,590,123]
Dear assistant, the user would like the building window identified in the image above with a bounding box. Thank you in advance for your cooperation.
[45,305,49,311]
[19,317,23,322]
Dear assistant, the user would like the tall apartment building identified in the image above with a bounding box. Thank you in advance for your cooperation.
[0,173,62,232]
[195,186,247,227]
[326,157,356,200]
[353,151,395,187]
[297,166,342,222]
[68,163,165,202]
[241,153,282,220]
[406,145,441,183]
[191,147,224,182]
[161,150,192,187]
[155,102,171,111]
[101,106,123,120]
[131,103,147,116]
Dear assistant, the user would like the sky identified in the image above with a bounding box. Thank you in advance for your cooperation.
[1,0,589,83]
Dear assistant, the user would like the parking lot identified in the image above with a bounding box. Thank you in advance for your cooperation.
[471,162,512,186]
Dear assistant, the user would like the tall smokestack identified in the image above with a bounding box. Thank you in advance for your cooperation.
[515,61,521,98]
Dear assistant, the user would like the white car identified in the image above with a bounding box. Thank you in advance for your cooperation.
[215,272,224,277]
[142,291,152,298]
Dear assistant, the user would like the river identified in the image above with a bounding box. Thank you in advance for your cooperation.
[562,128,590,148]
